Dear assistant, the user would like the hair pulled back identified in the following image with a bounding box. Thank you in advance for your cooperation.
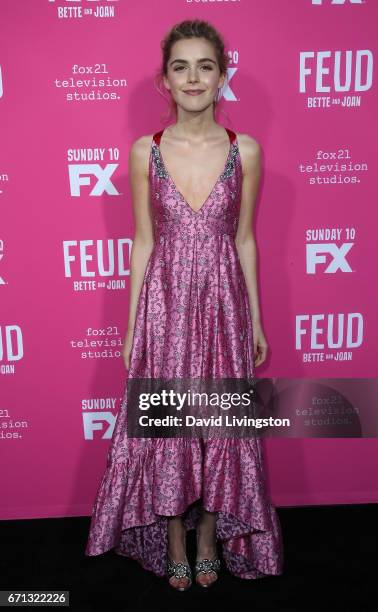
[155,19,230,124]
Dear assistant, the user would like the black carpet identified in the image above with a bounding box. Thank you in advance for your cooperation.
[2,504,377,611]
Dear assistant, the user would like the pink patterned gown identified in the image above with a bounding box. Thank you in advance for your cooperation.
[85,126,284,579]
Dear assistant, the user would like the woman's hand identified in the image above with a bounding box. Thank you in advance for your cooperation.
[122,328,134,371]
[252,320,269,367]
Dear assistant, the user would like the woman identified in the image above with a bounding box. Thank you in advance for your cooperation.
[85,19,284,591]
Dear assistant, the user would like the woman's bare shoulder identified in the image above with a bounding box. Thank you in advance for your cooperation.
[128,134,155,174]
[129,133,155,157]
[235,132,261,155]
[235,133,262,174]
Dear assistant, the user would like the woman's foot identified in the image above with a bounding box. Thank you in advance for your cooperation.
[195,510,220,587]
[166,515,192,591]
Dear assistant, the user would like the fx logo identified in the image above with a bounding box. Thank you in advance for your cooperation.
[83,412,116,439]
[68,164,119,196]
[312,0,363,4]
[220,67,238,102]
[306,243,353,273]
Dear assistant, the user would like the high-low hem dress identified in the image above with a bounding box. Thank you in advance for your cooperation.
[85,126,284,580]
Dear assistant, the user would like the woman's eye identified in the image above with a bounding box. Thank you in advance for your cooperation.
[173,65,213,72]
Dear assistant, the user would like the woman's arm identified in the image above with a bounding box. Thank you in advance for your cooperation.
[123,136,155,365]
[235,134,268,366]
[235,134,262,323]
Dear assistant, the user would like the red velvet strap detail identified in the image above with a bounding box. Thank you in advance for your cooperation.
[153,127,236,146]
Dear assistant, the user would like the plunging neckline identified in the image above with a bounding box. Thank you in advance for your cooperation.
[156,127,233,215]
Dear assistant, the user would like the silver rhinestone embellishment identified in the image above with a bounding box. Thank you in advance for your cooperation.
[195,557,221,574]
[151,142,169,179]
[219,143,238,180]
[167,557,192,581]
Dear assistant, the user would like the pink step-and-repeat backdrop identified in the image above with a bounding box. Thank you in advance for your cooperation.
[1,0,378,519]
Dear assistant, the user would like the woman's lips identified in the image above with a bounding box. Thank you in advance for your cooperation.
[183,90,205,96]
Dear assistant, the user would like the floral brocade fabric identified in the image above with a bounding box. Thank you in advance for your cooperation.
[85,127,284,579]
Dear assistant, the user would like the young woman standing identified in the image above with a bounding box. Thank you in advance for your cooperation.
[85,19,284,592]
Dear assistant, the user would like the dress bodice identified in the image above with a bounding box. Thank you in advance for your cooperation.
[149,127,242,241]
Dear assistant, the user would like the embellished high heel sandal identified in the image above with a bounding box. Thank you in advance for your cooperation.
[194,556,221,587]
[166,554,193,591]
[195,532,221,588]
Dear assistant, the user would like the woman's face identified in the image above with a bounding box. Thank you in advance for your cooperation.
[163,37,226,112]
